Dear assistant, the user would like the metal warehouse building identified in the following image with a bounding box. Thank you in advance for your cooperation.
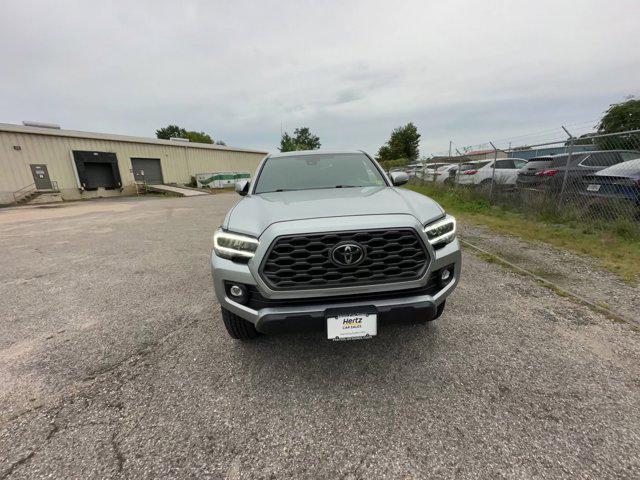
[0,123,267,205]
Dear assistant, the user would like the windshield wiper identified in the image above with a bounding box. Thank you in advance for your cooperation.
[259,188,293,193]
[260,185,363,193]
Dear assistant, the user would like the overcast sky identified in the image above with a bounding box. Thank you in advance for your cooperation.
[2,0,639,155]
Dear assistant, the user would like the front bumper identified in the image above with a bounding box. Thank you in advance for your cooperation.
[211,215,461,333]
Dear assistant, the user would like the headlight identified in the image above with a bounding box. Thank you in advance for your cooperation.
[424,215,456,246]
[213,229,259,260]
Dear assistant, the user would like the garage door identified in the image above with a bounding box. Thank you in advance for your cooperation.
[84,162,117,189]
[131,158,164,184]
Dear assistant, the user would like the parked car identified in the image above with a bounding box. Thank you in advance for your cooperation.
[535,150,640,193]
[211,150,461,340]
[404,162,424,178]
[516,155,560,189]
[443,165,459,185]
[433,164,458,183]
[419,163,451,181]
[455,158,527,188]
[581,157,640,206]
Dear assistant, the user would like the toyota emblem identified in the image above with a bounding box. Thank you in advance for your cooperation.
[331,242,365,266]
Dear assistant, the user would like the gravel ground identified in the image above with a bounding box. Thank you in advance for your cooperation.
[459,223,640,322]
[1,194,639,479]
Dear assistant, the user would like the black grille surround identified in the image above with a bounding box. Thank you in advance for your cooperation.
[259,228,429,290]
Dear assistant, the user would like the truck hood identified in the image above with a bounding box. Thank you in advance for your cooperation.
[223,186,444,236]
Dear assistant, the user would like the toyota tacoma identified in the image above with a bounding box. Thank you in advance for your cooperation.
[211,151,461,340]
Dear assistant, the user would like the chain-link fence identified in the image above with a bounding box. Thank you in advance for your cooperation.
[413,128,640,235]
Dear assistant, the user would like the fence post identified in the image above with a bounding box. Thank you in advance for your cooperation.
[489,141,498,202]
[455,148,464,187]
[449,141,457,186]
[557,126,574,210]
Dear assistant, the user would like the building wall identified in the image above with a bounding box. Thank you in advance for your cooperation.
[0,130,266,204]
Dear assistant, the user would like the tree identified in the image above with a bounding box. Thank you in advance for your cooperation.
[279,127,321,152]
[376,122,421,163]
[592,98,640,150]
[156,124,187,140]
[184,130,214,144]
[377,145,392,162]
[155,124,225,145]
[598,98,640,134]
[378,158,409,172]
[571,133,597,146]
[279,132,297,152]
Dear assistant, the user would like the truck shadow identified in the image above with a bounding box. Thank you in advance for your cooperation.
[226,320,447,396]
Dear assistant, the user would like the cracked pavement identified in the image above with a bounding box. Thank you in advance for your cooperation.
[1,194,639,479]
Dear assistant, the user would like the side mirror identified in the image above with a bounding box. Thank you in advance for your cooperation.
[235,180,249,196]
[390,171,409,186]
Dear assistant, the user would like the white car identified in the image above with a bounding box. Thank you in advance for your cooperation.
[433,164,458,183]
[455,158,527,187]
[419,163,451,181]
[404,162,424,177]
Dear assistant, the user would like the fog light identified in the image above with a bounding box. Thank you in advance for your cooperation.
[229,285,244,297]
[441,269,451,282]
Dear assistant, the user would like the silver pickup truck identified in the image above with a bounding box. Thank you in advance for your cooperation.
[211,150,461,340]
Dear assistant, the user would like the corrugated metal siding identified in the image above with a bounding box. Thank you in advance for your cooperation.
[0,131,266,204]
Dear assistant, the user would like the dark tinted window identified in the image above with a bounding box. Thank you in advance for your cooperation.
[580,152,621,167]
[620,152,640,162]
[550,153,588,168]
[528,156,553,164]
[254,153,386,193]
[495,159,515,169]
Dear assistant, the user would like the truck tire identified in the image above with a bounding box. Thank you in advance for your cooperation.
[417,300,446,324]
[221,308,260,340]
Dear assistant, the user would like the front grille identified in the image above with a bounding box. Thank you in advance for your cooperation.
[247,269,445,310]
[260,228,429,290]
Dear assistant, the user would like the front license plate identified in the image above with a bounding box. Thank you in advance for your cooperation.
[326,312,377,341]
[587,183,601,192]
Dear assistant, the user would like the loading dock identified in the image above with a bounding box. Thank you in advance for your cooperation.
[72,151,122,190]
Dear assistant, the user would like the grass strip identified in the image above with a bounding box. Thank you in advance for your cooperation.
[407,183,640,284]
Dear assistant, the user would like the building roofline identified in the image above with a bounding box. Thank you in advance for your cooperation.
[0,123,268,155]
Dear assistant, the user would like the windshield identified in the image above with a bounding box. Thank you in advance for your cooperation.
[254,153,387,193]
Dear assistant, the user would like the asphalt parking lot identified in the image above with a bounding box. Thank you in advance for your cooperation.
[1,194,639,479]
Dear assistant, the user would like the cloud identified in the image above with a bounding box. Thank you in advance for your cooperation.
[1,0,638,155]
